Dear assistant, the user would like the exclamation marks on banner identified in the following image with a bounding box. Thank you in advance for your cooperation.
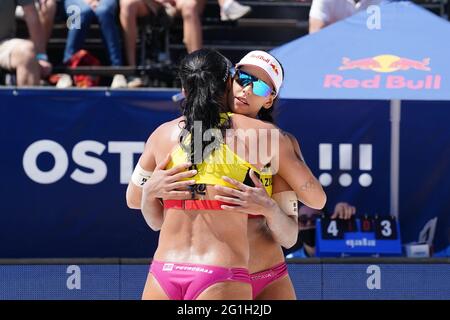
[359,144,373,187]
[319,144,332,187]
[339,144,352,187]
[318,143,373,187]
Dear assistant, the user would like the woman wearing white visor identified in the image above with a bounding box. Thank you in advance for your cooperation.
[215,51,324,299]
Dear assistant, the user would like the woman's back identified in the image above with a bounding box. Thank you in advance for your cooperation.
[150,113,278,267]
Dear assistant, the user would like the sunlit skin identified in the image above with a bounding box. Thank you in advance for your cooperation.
[225,64,298,299]
[127,56,327,300]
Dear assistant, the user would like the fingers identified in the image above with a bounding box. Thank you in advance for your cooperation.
[222,176,249,191]
[168,180,196,190]
[332,206,344,219]
[249,169,263,188]
[155,153,172,170]
[168,169,197,182]
[345,206,352,219]
[166,162,193,175]
[214,185,244,198]
[331,204,356,220]
[220,205,246,213]
[38,61,52,77]
[348,206,356,219]
[214,195,245,206]
[340,203,356,220]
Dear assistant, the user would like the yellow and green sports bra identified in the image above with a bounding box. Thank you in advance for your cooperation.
[165,113,273,196]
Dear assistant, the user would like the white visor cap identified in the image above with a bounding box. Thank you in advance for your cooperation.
[235,50,283,97]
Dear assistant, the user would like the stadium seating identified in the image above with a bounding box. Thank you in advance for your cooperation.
[6,0,448,86]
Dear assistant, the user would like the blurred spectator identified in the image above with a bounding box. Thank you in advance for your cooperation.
[120,0,206,87]
[119,0,161,88]
[286,202,356,258]
[0,0,53,86]
[37,0,57,49]
[119,0,250,88]
[309,0,383,34]
[16,0,57,51]
[218,0,251,21]
[57,0,126,88]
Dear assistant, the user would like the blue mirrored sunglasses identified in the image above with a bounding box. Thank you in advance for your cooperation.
[234,70,275,98]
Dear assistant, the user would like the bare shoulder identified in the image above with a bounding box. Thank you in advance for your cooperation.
[146,116,184,143]
[278,130,304,162]
[230,113,277,130]
[153,116,184,134]
[140,116,184,167]
[283,131,301,149]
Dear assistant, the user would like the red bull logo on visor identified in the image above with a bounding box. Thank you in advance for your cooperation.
[324,54,441,90]
[250,53,270,64]
[270,63,279,75]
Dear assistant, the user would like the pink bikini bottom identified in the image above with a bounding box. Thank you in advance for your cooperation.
[150,260,251,300]
[250,262,288,299]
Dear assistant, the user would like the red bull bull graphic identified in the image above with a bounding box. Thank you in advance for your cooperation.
[389,57,430,71]
[325,54,441,90]
[270,63,280,75]
[339,57,382,71]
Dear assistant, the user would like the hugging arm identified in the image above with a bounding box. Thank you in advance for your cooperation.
[214,171,299,248]
[275,132,327,210]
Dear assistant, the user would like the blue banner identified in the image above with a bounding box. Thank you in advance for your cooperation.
[0,262,448,299]
[0,89,448,257]
[0,88,179,258]
[276,99,391,216]
[399,101,450,253]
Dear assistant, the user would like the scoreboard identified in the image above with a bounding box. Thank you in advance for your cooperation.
[316,215,402,257]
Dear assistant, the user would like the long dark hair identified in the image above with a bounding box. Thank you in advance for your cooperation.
[178,49,232,165]
[257,105,276,123]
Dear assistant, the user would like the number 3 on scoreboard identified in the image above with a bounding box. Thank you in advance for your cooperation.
[374,216,398,239]
[381,220,392,237]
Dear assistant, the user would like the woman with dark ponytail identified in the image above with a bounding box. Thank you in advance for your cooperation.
[128,50,326,300]
[177,49,231,169]
[127,49,273,300]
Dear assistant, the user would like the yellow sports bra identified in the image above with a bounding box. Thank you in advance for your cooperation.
[166,113,273,196]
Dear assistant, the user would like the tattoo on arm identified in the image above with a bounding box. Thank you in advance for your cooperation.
[299,178,315,192]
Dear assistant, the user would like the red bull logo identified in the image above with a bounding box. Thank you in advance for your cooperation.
[250,54,270,64]
[270,63,279,75]
[339,57,382,71]
[325,54,440,90]
[339,55,430,72]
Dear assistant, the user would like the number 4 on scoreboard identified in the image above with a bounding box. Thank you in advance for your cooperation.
[321,217,344,239]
